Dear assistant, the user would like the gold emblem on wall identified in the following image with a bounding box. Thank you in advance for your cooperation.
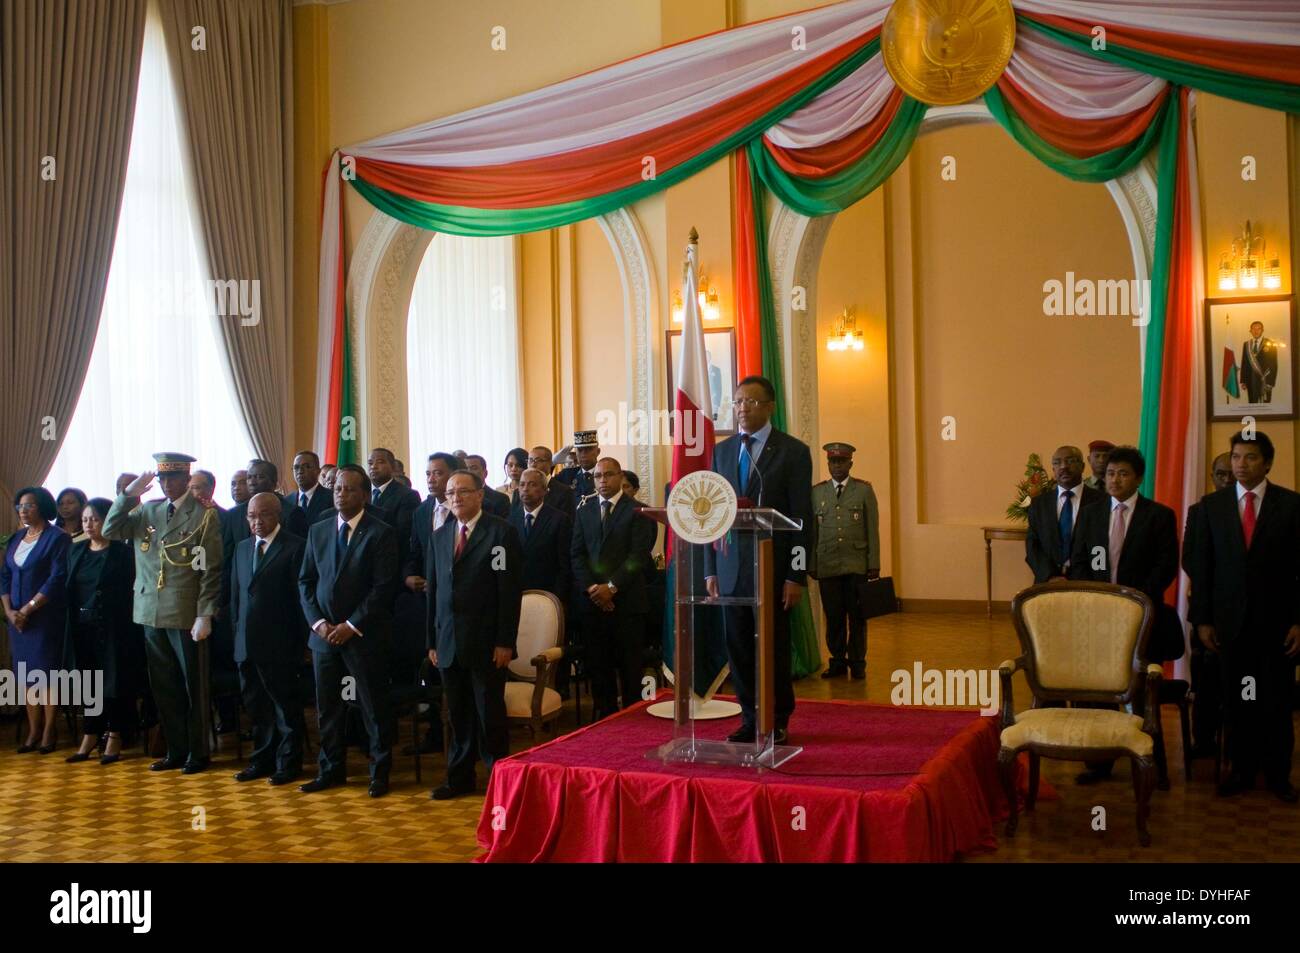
[882,0,1016,106]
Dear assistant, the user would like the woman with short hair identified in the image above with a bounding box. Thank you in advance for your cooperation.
[1,486,72,752]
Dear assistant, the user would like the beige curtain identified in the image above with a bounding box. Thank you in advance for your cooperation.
[0,0,148,510]
[157,0,294,470]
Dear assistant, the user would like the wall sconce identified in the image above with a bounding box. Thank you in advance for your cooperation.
[826,308,864,352]
[672,275,720,323]
[1218,220,1282,292]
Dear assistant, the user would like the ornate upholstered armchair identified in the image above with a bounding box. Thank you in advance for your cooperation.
[505,590,566,737]
[997,581,1162,846]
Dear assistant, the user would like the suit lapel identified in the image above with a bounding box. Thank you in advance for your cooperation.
[456,516,491,568]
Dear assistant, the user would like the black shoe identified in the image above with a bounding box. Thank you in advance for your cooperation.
[181,759,210,775]
[65,751,93,764]
[368,778,390,798]
[1074,768,1112,786]
[1268,782,1299,803]
[1216,775,1250,798]
[38,742,57,755]
[726,725,756,744]
[299,775,345,793]
[430,783,475,801]
[268,771,301,787]
[821,664,847,680]
[234,765,273,783]
[99,754,120,766]
[849,665,866,680]
[773,727,789,746]
[150,757,185,772]
[16,743,38,754]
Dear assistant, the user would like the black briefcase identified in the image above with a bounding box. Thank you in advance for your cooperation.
[861,576,898,618]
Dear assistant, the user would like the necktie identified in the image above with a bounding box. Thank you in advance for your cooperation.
[1243,490,1257,547]
[371,488,381,504]
[454,523,468,559]
[836,482,843,499]
[1108,502,1126,583]
[600,499,611,523]
[738,434,752,492]
[1058,489,1074,565]
[166,501,176,522]
[433,505,444,532]
[253,538,266,574]
[524,512,534,538]
[336,521,350,564]
[301,492,308,509]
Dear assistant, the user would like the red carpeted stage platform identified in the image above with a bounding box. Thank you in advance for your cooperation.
[477,697,1038,862]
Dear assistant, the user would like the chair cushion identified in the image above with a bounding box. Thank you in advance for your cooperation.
[1000,707,1153,758]
[1021,590,1144,692]
[504,681,562,720]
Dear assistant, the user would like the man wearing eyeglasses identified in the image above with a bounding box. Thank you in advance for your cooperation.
[704,376,813,746]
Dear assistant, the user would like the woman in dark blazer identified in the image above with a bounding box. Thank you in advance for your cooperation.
[55,487,89,542]
[1,486,71,752]
[64,498,143,765]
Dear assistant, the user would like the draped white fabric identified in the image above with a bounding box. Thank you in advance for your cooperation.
[345,0,890,167]
[765,54,895,148]
[405,234,522,483]
[1014,0,1300,45]
[45,8,255,506]
[1005,24,1166,118]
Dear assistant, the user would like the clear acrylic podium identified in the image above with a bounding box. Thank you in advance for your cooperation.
[641,506,804,769]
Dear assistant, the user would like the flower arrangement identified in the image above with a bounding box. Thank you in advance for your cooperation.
[1006,453,1056,522]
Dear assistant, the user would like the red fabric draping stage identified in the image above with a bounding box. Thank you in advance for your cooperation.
[477,697,1045,862]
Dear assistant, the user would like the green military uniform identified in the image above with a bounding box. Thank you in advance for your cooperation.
[103,453,223,769]
[1083,475,1103,491]
[809,443,879,678]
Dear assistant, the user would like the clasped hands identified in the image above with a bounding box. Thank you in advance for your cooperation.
[1198,623,1300,658]
[587,583,616,612]
[318,621,356,647]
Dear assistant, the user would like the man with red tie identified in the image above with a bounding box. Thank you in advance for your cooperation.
[1189,430,1300,802]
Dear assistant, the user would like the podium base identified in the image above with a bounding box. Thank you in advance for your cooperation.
[645,698,742,720]
[648,736,803,769]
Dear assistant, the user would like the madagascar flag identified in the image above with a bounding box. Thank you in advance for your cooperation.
[1221,346,1240,399]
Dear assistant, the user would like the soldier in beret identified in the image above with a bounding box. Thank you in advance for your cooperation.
[552,430,601,505]
[809,443,879,681]
[104,452,223,773]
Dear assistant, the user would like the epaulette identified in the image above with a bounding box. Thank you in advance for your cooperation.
[813,479,830,487]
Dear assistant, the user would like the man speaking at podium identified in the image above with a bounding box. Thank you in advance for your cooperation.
[704,376,813,745]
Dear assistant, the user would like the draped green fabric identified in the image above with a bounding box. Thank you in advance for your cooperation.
[1019,17,1300,115]
[351,37,884,238]
[983,84,1173,182]
[748,95,929,215]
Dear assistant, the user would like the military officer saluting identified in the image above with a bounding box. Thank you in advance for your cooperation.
[104,452,224,774]
[810,443,879,681]
[553,430,600,504]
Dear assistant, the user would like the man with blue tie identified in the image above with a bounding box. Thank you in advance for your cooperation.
[286,450,333,526]
[298,465,399,798]
[703,376,813,745]
[1024,445,1104,584]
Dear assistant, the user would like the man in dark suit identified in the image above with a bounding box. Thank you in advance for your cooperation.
[510,468,572,599]
[571,457,655,718]
[1025,445,1104,583]
[703,376,812,745]
[527,446,576,517]
[298,464,399,798]
[367,448,421,561]
[229,493,308,786]
[229,459,309,541]
[1069,445,1183,786]
[285,450,333,527]
[465,454,511,518]
[1189,430,1300,802]
[425,470,523,799]
[1240,321,1279,403]
[1183,452,1235,757]
[553,431,601,506]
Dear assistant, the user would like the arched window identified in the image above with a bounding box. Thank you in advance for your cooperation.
[406,234,522,488]
[45,5,255,506]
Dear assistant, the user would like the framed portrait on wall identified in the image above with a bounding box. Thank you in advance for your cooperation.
[1205,295,1296,422]
[665,328,737,435]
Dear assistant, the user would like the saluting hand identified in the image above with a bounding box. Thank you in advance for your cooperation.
[125,471,156,497]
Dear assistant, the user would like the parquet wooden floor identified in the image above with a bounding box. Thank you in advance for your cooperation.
[1,611,1295,862]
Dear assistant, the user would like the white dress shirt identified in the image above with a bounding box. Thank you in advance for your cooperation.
[312,511,366,638]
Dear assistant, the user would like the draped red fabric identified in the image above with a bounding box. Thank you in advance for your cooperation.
[763,86,905,177]
[351,28,879,209]
[1021,13,1300,86]
[732,149,764,382]
[1154,89,1194,524]
[476,698,1044,862]
[997,74,1170,158]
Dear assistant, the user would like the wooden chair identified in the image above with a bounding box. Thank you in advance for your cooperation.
[998,581,1161,847]
[1152,678,1193,786]
[505,590,565,737]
